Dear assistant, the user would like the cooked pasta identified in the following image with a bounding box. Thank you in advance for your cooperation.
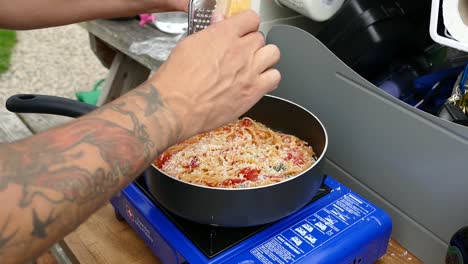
[154,117,315,188]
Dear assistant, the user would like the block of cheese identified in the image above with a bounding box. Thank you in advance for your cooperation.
[216,0,252,17]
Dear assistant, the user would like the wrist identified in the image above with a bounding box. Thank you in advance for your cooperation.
[147,78,202,142]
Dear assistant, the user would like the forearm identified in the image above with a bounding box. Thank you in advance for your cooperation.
[0,82,181,263]
[0,0,179,30]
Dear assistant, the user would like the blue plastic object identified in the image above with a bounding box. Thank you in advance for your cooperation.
[111,177,392,264]
[459,64,468,95]
[379,80,402,98]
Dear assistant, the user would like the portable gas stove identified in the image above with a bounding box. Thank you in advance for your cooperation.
[111,176,392,264]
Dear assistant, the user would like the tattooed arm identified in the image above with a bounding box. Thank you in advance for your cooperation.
[0,11,280,263]
[0,82,181,263]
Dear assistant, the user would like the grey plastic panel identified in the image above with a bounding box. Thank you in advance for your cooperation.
[325,158,446,263]
[267,25,468,263]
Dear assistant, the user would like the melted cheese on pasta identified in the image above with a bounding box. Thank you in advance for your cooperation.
[154,118,315,188]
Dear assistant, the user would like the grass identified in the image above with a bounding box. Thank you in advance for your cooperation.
[0,30,16,74]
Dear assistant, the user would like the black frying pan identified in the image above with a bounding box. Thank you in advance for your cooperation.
[6,94,328,227]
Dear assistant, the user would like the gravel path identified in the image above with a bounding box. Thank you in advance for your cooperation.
[0,24,108,106]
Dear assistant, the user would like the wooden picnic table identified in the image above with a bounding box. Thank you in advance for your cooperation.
[79,18,164,106]
[0,18,425,264]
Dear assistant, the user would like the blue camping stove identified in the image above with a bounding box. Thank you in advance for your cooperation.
[111,176,392,264]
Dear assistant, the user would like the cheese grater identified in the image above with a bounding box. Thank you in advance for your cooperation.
[188,0,217,35]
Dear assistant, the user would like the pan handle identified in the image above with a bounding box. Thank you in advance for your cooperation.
[6,94,97,118]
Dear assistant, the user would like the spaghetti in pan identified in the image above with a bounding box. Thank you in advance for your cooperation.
[154,117,316,188]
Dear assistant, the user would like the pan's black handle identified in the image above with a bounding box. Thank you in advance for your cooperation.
[6,94,97,118]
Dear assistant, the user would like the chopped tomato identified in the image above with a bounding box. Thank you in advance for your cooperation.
[285,149,305,166]
[266,175,283,179]
[238,167,261,181]
[266,175,284,182]
[294,157,305,166]
[222,178,246,186]
[204,181,216,187]
[155,153,172,169]
[241,119,253,127]
[183,156,200,169]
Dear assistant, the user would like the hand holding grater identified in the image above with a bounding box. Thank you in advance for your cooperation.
[188,0,217,35]
[188,0,253,35]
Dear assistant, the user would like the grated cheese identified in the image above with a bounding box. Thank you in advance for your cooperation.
[155,118,315,188]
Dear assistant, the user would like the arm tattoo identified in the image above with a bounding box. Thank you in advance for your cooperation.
[0,84,182,262]
[133,84,164,117]
[109,102,155,163]
[133,84,183,143]
[2,117,148,207]
[0,214,18,248]
[31,209,58,239]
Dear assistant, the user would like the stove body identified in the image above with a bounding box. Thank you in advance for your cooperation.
[111,176,391,264]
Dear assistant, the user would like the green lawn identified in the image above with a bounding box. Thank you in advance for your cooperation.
[0,30,16,74]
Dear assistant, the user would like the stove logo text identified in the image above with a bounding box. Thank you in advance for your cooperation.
[126,204,154,244]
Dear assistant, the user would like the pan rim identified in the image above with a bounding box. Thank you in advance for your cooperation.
[151,94,329,191]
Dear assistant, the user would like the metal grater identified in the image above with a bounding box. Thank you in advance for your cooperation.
[188,0,216,35]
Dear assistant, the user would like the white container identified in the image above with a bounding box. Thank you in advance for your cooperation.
[275,0,345,21]
[429,0,468,52]
[153,12,188,35]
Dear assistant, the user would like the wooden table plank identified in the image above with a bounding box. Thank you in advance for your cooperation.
[0,107,33,142]
[64,204,161,264]
[80,19,173,70]
[97,51,151,106]
[376,240,422,264]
